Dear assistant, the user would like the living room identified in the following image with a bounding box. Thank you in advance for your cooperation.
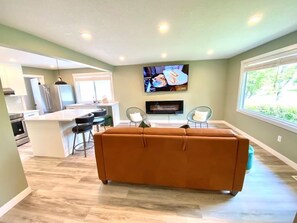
[1,1,297,222]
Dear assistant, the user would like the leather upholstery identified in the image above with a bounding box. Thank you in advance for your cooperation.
[94,127,249,193]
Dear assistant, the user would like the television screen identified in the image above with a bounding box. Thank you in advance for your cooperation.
[143,64,189,92]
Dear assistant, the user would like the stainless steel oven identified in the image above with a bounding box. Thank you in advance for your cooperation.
[9,113,30,146]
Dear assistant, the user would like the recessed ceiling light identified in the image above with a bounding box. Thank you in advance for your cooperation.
[119,56,125,61]
[81,32,92,40]
[158,22,169,33]
[49,65,55,69]
[9,58,16,62]
[248,14,263,26]
[161,53,167,58]
[207,49,214,55]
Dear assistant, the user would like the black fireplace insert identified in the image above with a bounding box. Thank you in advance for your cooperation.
[146,100,184,114]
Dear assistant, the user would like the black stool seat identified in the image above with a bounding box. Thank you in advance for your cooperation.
[72,113,94,157]
[72,124,93,133]
[93,117,105,125]
[92,108,107,132]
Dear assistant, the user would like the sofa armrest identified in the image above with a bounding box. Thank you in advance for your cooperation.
[232,135,249,192]
[94,132,107,183]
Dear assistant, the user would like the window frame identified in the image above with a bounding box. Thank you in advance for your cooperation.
[237,44,297,133]
[72,72,114,103]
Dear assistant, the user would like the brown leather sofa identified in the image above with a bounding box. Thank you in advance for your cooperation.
[94,127,249,195]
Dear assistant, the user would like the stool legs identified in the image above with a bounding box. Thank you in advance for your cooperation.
[88,131,94,141]
[72,131,93,157]
[72,133,77,155]
[95,123,106,132]
[82,132,86,157]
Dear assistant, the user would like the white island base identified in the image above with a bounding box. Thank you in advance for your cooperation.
[25,109,96,157]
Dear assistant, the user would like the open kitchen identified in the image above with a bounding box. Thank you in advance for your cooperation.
[1,46,119,157]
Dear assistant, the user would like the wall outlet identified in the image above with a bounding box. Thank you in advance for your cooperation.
[277,135,282,142]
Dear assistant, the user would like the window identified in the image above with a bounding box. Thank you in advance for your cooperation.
[238,44,297,133]
[73,72,114,103]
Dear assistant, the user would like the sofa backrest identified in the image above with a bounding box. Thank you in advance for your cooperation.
[103,127,235,137]
[186,128,235,137]
[144,127,186,136]
[103,127,143,135]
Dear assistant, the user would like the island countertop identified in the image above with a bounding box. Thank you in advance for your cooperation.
[25,109,97,122]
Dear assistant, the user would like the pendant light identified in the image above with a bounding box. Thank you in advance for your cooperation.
[54,59,67,84]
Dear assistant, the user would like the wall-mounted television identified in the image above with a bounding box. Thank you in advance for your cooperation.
[143,64,189,92]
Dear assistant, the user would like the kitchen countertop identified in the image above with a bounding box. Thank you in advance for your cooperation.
[22,110,39,113]
[66,101,119,107]
[8,109,39,114]
[25,109,96,122]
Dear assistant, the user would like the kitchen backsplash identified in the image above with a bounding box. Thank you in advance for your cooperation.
[5,95,25,112]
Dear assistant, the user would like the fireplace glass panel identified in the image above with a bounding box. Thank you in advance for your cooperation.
[146,100,183,114]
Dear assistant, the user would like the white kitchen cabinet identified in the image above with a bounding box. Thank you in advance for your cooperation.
[0,62,27,95]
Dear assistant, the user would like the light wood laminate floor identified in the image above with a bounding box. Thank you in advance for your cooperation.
[1,123,297,223]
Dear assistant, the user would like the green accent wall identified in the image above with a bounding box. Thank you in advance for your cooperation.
[22,66,98,86]
[0,24,113,72]
[113,60,228,121]
[57,68,99,86]
[225,31,297,163]
[22,66,57,84]
[0,81,28,207]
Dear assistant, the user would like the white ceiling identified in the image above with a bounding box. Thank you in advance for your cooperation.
[0,46,88,69]
[0,0,297,66]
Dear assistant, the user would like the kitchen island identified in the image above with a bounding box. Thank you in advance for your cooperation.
[66,101,120,126]
[25,109,96,157]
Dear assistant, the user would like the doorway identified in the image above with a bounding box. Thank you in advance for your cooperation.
[23,74,44,111]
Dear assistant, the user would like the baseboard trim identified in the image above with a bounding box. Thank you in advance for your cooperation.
[223,121,297,171]
[0,186,31,217]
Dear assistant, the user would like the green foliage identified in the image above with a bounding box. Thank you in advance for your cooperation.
[246,105,297,124]
[269,65,297,100]
[245,64,297,100]
[245,69,267,98]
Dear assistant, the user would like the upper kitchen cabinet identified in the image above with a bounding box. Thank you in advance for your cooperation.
[0,62,27,95]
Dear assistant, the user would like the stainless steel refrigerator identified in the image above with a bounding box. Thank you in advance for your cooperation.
[31,79,76,114]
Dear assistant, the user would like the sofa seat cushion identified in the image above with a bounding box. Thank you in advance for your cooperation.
[144,128,186,136]
[186,128,235,137]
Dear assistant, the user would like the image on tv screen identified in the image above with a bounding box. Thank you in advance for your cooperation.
[143,64,189,92]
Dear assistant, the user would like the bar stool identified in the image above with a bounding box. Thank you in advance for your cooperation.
[72,113,94,157]
[92,108,107,132]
